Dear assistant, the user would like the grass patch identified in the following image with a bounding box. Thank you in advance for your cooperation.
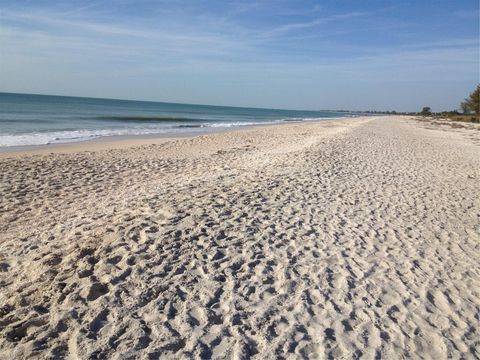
[432,114,479,123]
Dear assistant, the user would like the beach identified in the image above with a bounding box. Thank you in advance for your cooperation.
[0,116,479,358]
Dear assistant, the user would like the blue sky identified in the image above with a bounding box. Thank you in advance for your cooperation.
[0,0,478,111]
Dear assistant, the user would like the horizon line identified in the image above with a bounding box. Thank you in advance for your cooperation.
[0,90,372,113]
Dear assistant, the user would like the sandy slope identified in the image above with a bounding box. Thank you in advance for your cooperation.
[0,116,479,359]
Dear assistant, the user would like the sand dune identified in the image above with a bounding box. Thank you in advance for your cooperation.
[0,116,479,359]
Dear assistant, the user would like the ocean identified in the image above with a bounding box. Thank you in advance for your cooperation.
[0,92,362,147]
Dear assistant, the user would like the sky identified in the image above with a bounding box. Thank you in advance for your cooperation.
[0,0,478,111]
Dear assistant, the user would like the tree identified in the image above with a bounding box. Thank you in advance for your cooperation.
[461,84,480,114]
[421,107,431,116]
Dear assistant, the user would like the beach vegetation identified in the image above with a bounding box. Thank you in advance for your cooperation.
[461,84,480,115]
[421,107,432,116]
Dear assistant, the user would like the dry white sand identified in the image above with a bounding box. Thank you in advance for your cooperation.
[0,116,479,359]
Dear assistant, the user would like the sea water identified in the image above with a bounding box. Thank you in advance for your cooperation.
[0,92,362,147]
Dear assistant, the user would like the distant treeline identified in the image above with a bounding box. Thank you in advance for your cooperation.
[362,85,480,123]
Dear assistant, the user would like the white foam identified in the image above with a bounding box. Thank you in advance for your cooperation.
[0,117,344,147]
[0,121,272,147]
[207,120,281,128]
[0,128,173,147]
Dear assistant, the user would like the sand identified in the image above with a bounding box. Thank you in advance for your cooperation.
[0,116,479,359]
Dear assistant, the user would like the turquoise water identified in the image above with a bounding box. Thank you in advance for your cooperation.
[0,92,362,147]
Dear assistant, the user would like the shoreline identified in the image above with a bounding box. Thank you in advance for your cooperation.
[0,132,193,157]
[0,116,362,158]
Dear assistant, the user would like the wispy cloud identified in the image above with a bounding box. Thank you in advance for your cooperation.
[0,6,375,64]
[255,11,368,39]
[454,10,479,19]
[0,9,226,43]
